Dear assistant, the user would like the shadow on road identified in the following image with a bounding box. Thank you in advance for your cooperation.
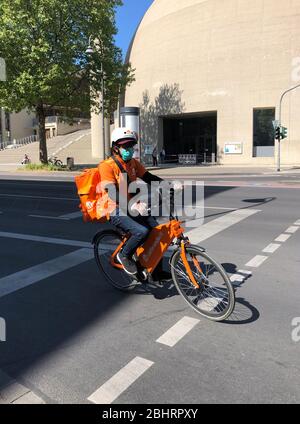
[223,297,260,325]
[205,196,277,219]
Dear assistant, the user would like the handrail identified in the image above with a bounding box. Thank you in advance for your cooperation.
[0,134,39,151]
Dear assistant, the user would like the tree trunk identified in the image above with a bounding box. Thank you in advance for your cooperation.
[36,105,48,164]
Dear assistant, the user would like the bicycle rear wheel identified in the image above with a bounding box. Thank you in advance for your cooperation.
[93,230,140,292]
[170,245,235,321]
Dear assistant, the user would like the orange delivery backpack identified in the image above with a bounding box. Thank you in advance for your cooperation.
[75,156,131,223]
[75,168,105,223]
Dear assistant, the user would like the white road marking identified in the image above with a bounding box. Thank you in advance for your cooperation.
[197,297,224,312]
[285,226,299,234]
[0,193,76,201]
[245,255,268,268]
[29,215,70,221]
[87,357,154,404]
[230,270,252,286]
[59,211,82,219]
[263,243,281,254]
[238,270,253,276]
[0,231,91,249]
[0,248,93,298]
[294,220,300,226]
[204,206,237,211]
[275,234,292,243]
[186,209,260,242]
[156,316,200,347]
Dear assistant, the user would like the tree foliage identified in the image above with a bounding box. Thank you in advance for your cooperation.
[0,0,134,162]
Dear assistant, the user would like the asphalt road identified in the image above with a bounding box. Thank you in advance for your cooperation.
[0,174,300,404]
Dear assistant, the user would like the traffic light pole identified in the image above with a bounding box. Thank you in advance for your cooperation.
[277,83,300,172]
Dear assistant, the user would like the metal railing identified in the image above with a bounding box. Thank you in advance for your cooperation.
[0,134,39,151]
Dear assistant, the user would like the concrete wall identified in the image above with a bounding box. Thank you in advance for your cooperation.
[10,110,35,141]
[125,0,300,165]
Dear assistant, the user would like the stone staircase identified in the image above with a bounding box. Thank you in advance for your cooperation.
[0,129,94,169]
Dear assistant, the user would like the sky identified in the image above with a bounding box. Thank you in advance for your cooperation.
[115,0,154,59]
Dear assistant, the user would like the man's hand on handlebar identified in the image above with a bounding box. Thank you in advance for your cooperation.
[130,201,149,217]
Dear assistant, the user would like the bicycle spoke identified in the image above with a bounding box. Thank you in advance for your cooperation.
[172,248,235,320]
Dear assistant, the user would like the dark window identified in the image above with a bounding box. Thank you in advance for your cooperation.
[253,108,275,157]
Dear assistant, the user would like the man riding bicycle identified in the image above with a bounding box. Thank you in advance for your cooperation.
[98,127,172,279]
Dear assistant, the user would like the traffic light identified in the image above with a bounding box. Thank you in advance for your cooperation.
[281,126,288,140]
[275,126,281,140]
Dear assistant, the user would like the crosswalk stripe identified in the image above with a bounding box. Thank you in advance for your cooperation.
[29,215,70,221]
[0,231,91,249]
[87,357,154,404]
[0,193,76,201]
[156,316,200,347]
[0,249,93,298]
[59,211,82,219]
[186,209,260,243]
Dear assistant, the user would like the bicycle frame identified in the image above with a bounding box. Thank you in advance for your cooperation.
[110,218,201,289]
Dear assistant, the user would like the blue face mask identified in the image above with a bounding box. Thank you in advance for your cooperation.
[120,147,134,162]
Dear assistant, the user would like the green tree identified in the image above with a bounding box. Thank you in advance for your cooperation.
[0,0,134,163]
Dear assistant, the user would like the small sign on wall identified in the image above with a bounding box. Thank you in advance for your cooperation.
[144,145,154,155]
[224,143,243,155]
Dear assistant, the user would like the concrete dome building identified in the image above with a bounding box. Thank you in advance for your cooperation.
[124,0,300,165]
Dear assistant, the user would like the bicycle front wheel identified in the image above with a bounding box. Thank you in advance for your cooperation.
[170,245,235,321]
[55,160,63,167]
[93,230,139,292]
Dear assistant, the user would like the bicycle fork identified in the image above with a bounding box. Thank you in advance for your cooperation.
[180,241,204,289]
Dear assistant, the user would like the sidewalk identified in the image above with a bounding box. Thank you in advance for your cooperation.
[1,164,300,182]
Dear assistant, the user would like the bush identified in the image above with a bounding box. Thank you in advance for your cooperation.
[22,163,66,172]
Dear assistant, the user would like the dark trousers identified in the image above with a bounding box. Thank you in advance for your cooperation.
[110,212,158,257]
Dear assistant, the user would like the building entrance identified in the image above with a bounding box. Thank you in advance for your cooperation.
[163,113,217,163]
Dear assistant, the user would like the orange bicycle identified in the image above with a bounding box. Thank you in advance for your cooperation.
[93,191,235,322]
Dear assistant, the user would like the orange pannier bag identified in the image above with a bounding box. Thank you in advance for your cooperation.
[75,168,106,223]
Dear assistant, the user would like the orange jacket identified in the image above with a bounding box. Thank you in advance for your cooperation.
[97,155,147,219]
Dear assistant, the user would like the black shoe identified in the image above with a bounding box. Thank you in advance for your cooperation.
[117,252,138,276]
[152,269,172,281]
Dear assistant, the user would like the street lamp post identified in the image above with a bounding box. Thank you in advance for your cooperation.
[277,83,300,172]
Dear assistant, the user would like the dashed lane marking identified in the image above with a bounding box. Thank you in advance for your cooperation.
[87,357,154,404]
[285,226,299,234]
[275,234,292,243]
[230,270,252,286]
[263,243,281,254]
[245,255,268,268]
[156,316,200,347]
[294,220,300,226]
[0,248,93,299]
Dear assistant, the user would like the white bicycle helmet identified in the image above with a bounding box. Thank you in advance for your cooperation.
[111,127,138,147]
